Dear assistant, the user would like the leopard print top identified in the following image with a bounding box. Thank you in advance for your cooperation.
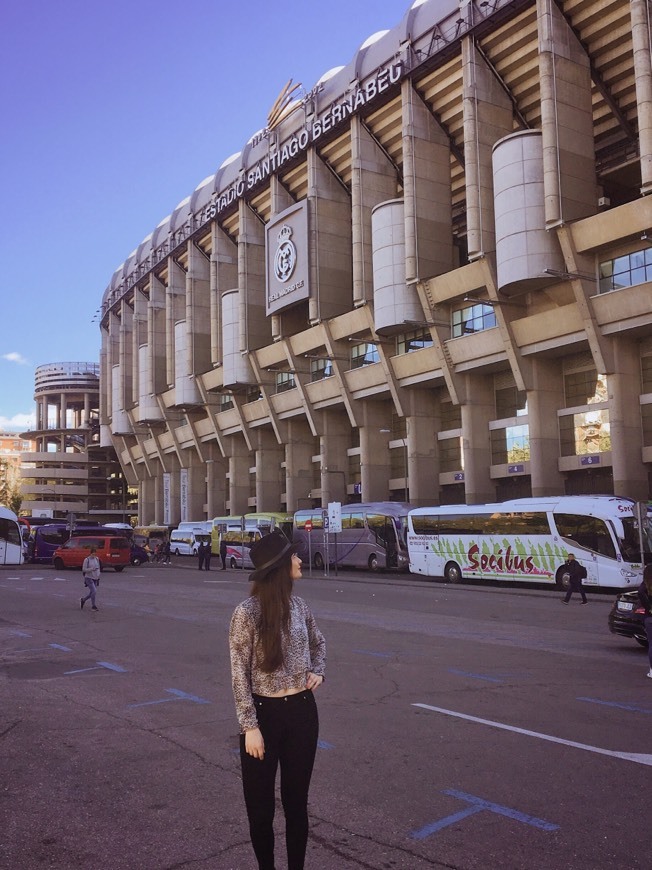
[229,595,326,733]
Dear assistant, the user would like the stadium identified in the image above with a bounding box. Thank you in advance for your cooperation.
[99,0,652,526]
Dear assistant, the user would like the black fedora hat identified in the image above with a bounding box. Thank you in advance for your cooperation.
[249,531,295,583]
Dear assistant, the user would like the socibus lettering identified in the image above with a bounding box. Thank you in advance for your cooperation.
[467,542,537,574]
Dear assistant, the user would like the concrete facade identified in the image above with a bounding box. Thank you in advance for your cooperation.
[99,0,652,526]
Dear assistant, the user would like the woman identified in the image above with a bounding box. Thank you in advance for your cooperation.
[81,545,101,611]
[637,564,652,679]
[229,531,325,870]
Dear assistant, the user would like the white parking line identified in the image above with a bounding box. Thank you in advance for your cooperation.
[413,703,652,768]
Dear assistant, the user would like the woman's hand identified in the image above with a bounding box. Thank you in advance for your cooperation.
[245,727,265,760]
[306,672,323,691]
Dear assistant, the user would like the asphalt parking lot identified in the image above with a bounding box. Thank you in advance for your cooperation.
[1,560,649,869]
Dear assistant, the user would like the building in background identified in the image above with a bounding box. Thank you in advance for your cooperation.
[0,432,34,513]
[99,0,652,526]
[20,362,134,523]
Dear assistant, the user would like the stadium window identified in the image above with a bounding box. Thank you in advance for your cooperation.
[451,302,496,338]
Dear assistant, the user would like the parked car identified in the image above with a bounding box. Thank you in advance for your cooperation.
[608,589,649,647]
[52,536,131,572]
[130,544,149,566]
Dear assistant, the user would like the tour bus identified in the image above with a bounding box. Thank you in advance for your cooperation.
[292,502,412,571]
[210,512,293,567]
[407,496,651,589]
[0,506,24,565]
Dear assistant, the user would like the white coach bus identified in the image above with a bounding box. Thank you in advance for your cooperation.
[0,506,24,565]
[407,496,650,589]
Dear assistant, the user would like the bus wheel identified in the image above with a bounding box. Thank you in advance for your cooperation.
[368,554,379,571]
[53,557,64,570]
[444,562,462,584]
[313,552,324,570]
[230,557,238,569]
[555,569,570,590]
[174,548,180,556]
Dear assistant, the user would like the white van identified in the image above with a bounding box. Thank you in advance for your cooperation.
[169,528,211,556]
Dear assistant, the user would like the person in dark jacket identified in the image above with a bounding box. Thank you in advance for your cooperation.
[637,564,652,679]
[197,542,206,570]
[204,543,212,571]
[561,553,588,604]
[220,537,228,570]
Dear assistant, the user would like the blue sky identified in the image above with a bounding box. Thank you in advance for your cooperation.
[0,0,409,431]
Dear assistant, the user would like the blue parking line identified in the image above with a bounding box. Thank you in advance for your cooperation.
[578,696,652,715]
[410,790,559,840]
[352,649,392,658]
[50,643,72,651]
[65,661,127,675]
[411,806,481,838]
[128,688,211,708]
[10,630,31,637]
[448,668,503,683]
[317,739,335,750]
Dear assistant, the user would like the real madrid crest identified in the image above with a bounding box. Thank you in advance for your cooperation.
[274,224,297,283]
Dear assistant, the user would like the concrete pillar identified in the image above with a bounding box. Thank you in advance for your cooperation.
[405,389,439,506]
[205,451,229,519]
[185,462,206,520]
[140,477,156,526]
[211,223,238,364]
[461,374,494,503]
[239,199,270,352]
[527,358,565,497]
[360,401,392,502]
[228,437,251,515]
[319,410,350,504]
[60,394,67,429]
[402,79,454,282]
[255,428,284,511]
[610,340,647,499]
[631,0,652,194]
[538,0,596,226]
[307,147,353,323]
[166,258,186,388]
[462,36,513,260]
[284,420,316,511]
[350,116,397,307]
[187,241,212,375]
[119,298,134,409]
[149,275,168,397]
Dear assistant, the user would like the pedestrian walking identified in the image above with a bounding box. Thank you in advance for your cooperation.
[561,553,588,604]
[220,536,228,570]
[197,541,206,570]
[81,546,101,612]
[162,540,171,565]
[637,563,652,679]
[229,531,325,870]
[204,543,212,571]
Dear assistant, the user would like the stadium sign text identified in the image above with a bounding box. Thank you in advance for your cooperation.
[200,61,403,224]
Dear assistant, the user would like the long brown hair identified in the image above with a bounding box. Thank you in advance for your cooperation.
[252,556,294,672]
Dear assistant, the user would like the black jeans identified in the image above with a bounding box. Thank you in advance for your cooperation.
[564,580,587,603]
[240,691,318,870]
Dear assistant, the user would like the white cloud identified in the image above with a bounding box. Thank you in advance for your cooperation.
[2,352,30,366]
[0,413,35,432]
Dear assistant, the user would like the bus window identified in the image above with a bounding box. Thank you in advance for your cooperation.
[554,513,616,559]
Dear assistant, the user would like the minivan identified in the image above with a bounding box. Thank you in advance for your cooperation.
[52,536,131,572]
[169,528,211,556]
